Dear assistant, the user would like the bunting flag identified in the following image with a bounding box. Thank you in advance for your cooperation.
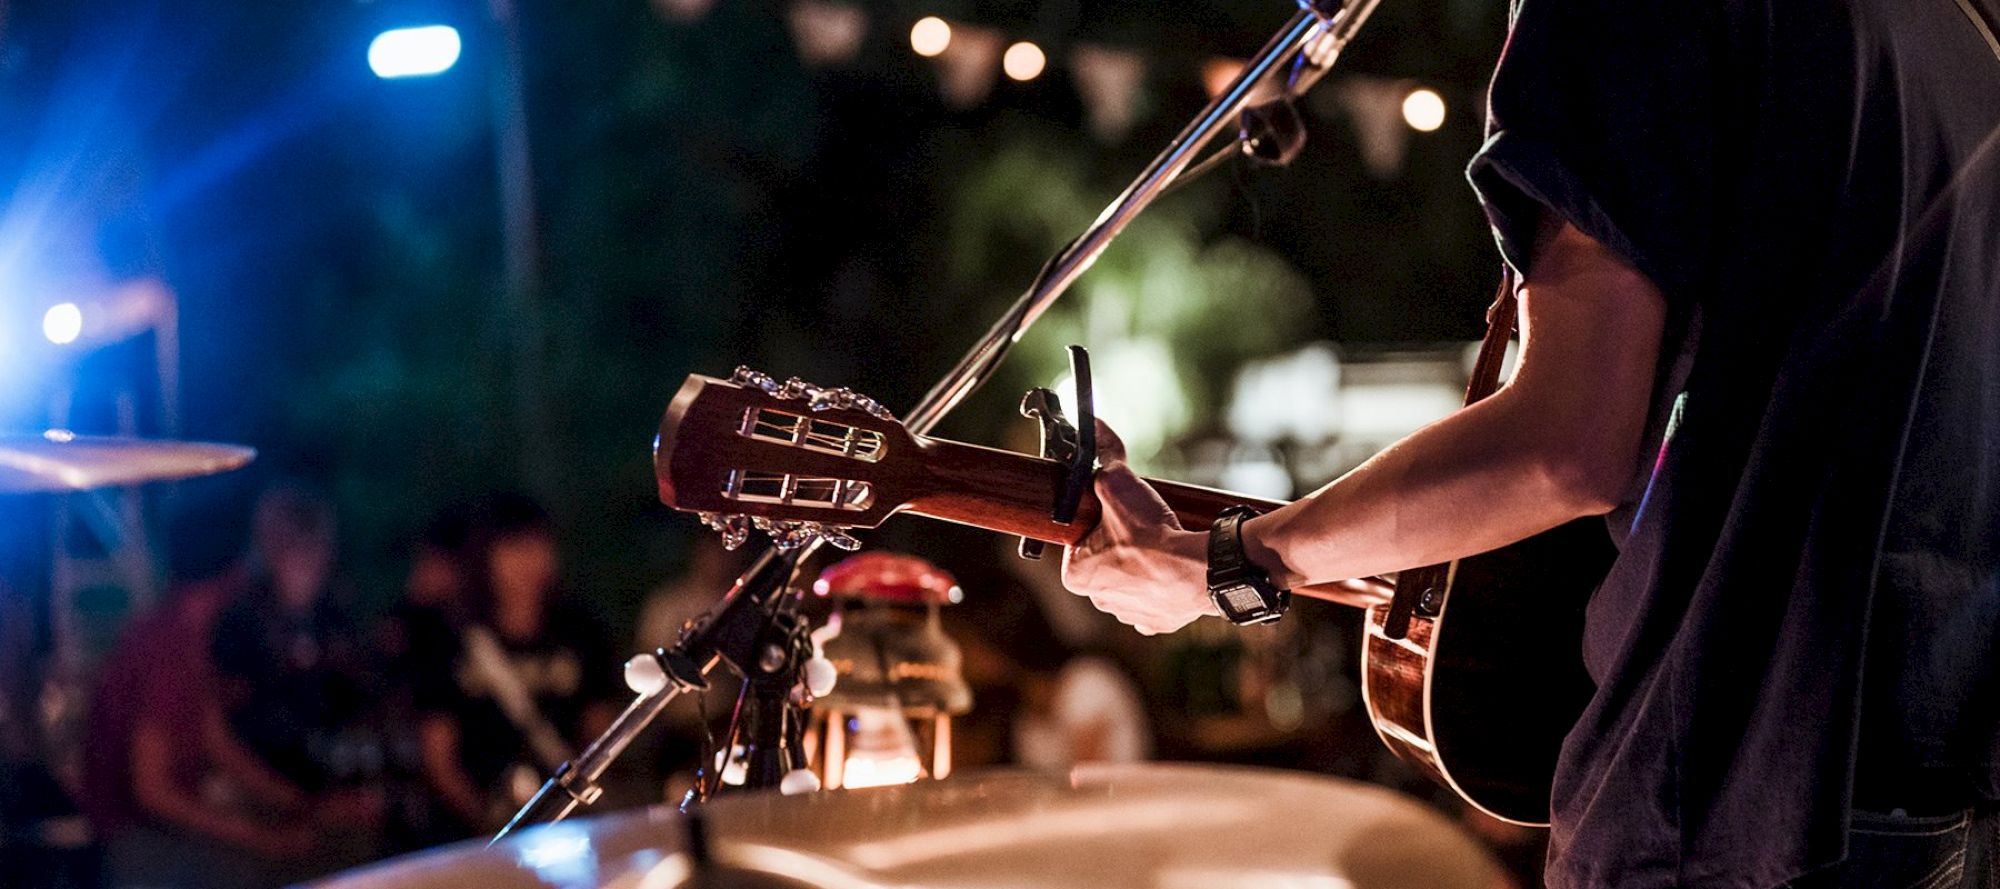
[670,1,1451,170]
[1069,45,1146,142]
[650,0,717,24]
[1327,76,1414,179]
[936,24,1003,108]
[786,0,866,66]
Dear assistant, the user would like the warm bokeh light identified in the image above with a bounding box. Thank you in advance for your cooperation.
[1002,41,1046,82]
[1402,87,1446,132]
[368,25,463,79]
[910,16,952,58]
[42,303,82,345]
[1202,57,1246,98]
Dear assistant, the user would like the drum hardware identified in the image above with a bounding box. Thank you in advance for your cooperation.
[494,0,1385,843]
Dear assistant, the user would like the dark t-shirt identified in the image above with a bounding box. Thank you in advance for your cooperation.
[210,588,379,791]
[409,603,620,795]
[1466,0,2000,886]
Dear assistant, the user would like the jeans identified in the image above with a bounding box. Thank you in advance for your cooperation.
[1784,806,1999,889]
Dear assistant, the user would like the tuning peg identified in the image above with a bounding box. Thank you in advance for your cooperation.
[730,366,781,394]
[698,512,753,550]
[725,366,895,421]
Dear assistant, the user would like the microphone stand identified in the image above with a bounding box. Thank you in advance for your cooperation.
[491,0,1383,844]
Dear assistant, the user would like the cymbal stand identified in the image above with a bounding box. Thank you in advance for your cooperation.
[493,0,1384,843]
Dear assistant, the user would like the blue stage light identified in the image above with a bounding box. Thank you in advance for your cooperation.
[43,302,82,345]
[369,25,463,79]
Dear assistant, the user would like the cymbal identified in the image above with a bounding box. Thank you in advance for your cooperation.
[0,431,256,493]
[311,764,1499,889]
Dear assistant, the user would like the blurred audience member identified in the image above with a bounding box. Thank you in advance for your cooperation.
[373,505,474,851]
[82,560,322,888]
[412,495,620,836]
[990,540,1154,768]
[208,486,378,801]
[1012,653,1153,769]
[379,506,474,695]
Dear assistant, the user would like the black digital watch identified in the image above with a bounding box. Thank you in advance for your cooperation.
[1206,505,1291,625]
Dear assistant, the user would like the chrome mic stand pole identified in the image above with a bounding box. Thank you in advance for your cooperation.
[491,0,1383,843]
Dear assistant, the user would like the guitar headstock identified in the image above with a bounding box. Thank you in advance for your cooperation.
[655,368,919,552]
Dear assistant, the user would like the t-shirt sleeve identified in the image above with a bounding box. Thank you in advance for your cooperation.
[1467,0,1737,301]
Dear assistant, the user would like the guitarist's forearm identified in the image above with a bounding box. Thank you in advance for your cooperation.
[1242,224,1668,589]
[1243,385,1617,588]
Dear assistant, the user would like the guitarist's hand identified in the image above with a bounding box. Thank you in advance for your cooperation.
[1062,420,1219,635]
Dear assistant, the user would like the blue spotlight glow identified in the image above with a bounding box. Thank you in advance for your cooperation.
[43,303,82,345]
[368,25,463,79]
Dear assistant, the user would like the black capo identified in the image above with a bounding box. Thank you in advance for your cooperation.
[1017,345,1095,560]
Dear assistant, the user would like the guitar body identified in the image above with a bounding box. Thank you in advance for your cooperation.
[1361,517,1614,826]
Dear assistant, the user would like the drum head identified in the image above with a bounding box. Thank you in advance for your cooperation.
[312,764,1499,889]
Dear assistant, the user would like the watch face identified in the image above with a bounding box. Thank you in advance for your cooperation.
[1217,585,1268,615]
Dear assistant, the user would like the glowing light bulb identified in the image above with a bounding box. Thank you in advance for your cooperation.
[1003,41,1046,82]
[1402,88,1446,132]
[910,16,951,58]
[43,303,82,345]
[369,25,463,79]
[840,707,925,788]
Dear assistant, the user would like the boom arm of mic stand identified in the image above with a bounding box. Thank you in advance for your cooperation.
[491,0,1384,845]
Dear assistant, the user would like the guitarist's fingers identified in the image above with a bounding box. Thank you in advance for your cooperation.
[1093,418,1128,467]
[1092,420,1185,533]
[1095,465,1185,534]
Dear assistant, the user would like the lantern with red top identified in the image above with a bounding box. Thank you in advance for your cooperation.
[808,551,971,789]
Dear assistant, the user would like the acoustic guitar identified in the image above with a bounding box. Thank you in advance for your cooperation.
[653,364,1606,825]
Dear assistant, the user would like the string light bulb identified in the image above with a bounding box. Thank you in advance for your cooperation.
[1003,41,1046,82]
[910,16,951,57]
[1402,87,1446,132]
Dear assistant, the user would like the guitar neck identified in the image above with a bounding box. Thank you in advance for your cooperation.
[906,437,1285,545]
[904,437,1392,606]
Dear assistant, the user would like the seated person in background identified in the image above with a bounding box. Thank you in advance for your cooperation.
[412,494,621,836]
[1011,653,1153,770]
[84,546,360,888]
[372,505,475,852]
[206,484,384,878]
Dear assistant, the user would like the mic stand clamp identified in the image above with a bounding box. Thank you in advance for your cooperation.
[691,604,818,802]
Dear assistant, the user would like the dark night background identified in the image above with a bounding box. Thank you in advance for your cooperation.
[2,0,1505,614]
